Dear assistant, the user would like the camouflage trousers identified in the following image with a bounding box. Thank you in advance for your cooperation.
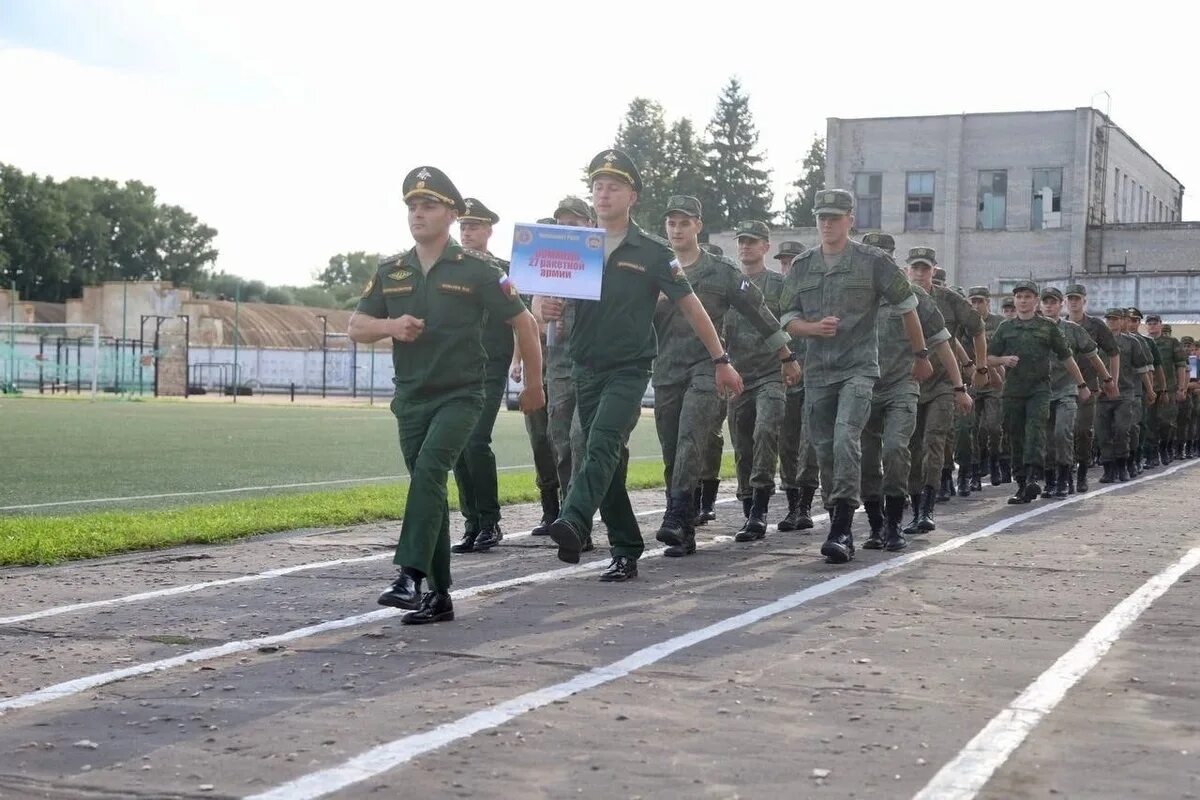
[654,376,724,494]
[861,382,919,500]
[728,380,786,499]
[699,404,727,482]
[1044,396,1078,467]
[956,392,1002,467]
[1002,390,1050,476]
[908,392,955,493]
[1129,396,1144,457]
[546,374,585,495]
[803,376,875,509]
[523,403,558,492]
[1074,393,1098,466]
[779,389,820,491]
[1150,394,1179,447]
[1096,398,1135,461]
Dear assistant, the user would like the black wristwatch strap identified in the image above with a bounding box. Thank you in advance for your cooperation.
[712,353,731,366]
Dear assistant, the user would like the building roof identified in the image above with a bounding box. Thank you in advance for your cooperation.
[186,300,355,349]
[23,302,67,324]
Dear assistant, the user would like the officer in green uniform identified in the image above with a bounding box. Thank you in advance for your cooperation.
[1097,308,1154,482]
[447,198,515,553]
[780,189,930,564]
[1145,313,1189,465]
[653,201,791,555]
[773,239,821,532]
[987,280,1089,503]
[1125,307,1163,473]
[956,286,1005,487]
[350,166,543,624]
[903,247,986,529]
[541,149,742,581]
[527,199,594,539]
[1064,284,1121,491]
[1039,287,1114,497]
[724,220,802,541]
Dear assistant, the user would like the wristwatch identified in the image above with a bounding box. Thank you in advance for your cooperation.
[963,359,975,368]
[712,353,731,366]
[780,351,799,363]
[1103,376,1114,383]
[953,386,967,393]
[912,348,930,359]
[975,366,990,375]
[1077,382,1087,390]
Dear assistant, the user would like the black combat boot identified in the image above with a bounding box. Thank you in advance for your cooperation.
[882,494,908,551]
[1054,465,1071,498]
[1064,466,1075,494]
[776,488,802,531]
[1007,476,1031,504]
[664,491,697,557]
[937,467,954,502]
[1117,457,1130,482]
[1161,442,1172,466]
[696,478,719,525]
[862,498,885,550]
[1024,465,1044,500]
[1041,468,1056,499]
[793,486,816,530]
[902,492,922,535]
[655,491,691,547]
[989,456,1002,486]
[691,485,704,526]
[1076,461,1090,492]
[956,469,970,497]
[917,486,937,532]
[820,500,855,564]
[969,465,983,493]
[531,486,560,537]
[1099,461,1115,484]
[736,488,771,542]
[999,458,1012,484]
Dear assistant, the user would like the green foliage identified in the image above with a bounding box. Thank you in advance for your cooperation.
[315,251,381,289]
[612,98,671,229]
[785,135,826,227]
[703,77,773,230]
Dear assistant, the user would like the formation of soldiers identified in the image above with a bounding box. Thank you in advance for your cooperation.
[349,150,1200,625]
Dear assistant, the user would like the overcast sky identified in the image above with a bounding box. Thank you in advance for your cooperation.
[1,0,1194,287]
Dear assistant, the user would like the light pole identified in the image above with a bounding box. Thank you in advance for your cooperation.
[316,314,328,398]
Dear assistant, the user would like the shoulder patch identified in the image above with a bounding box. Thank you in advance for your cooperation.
[379,250,408,269]
[640,230,672,248]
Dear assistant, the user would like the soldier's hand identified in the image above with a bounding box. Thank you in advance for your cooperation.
[814,316,840,337]
[518,382,546,414]
[716,363,744,398]
[1077,386,1091,404]
[510,362,523,383]
[911,357,934,382]
[390,315,425,342]
[999,355,1019,368]
[539,297,564,322]
[954,390,974,414]
[1177,388,1188,403]
[782,360,802,387]
[971,369,989,390]
[1103,381,1118,399]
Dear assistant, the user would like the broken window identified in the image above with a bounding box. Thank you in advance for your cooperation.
[977,170,1007,230]
[1031,168,1063,230]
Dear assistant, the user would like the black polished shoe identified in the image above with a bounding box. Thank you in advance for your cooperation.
[377,571,423,610]
[450,530,477,554]
[882,495,908,551]
[861,498,885,550]
[598,555,638,582]
[820,501,855,564]
[401,591,454,625]
[531,487,559,536]
[473,523,503,552]
[735,488,770,542]
[548,518,583,564]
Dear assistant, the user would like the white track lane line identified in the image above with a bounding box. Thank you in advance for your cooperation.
[913,543,1200,800]
[241,461,1200,800]
[0,501,815,713]
[0,497,745,626]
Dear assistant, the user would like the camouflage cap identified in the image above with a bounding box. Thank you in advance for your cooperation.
[1041,286,1064,301]
[932,267,948,285]
[1162,324,1173,334]
[1127,306,1143,319]
[1065,283,1087,297]
[460,197,499,225]
[1012,279,1040,295]
[1104,307,1128,319]
[906,246,937,267]
[952,285,966,297]
[1001,296,1017,309]
[663,195,702,218]
[1144,313,1163,324]
[734,220,771,241]
[701,243,724,256]
[1180,335,1195,345]
[775,240,805,260]
[860,232,895,251]
[402,165,466,214]
[554,196,594,222]
[588,148,642,193]
[967,286,990,299]
[813,189,853,216]
[536,217,556,224]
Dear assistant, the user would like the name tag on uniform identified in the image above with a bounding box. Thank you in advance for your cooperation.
[616,261,646,274]
[437,282,474,295]
[382,286,414,296]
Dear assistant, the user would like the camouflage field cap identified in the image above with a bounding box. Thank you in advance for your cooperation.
[967,286,990,299]
[1144,313,1163,324]
[1127,306,1143,320]
[1001,296,1017,309]
[1181,335,1195,345]
[1012,279,1040,295]
[932,267,948,285]
[860,232,895,251]
[536,217,556,224]
[1104,307,1127,319]
[554,196,594,222]
[701,243,724,256]
[459,197,499,225]
[1041,286,1064,301]
[906,246,937,267]
[664,195,702,218]
[735,220,771,241]
[402,165,466,214]
[1163,324,1173,334]
[588,148,643,193]
[1065,283,1087,297]
[813,189,853,216]
[775,240,805,260]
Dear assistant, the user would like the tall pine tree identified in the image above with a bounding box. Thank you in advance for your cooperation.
[611,98,670,229]
[664,118,709,206]
[704,78,773,230]
[785,136,826,227]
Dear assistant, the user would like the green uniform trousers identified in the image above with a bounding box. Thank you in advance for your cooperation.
[1045,396,1078,467]
[1096,399,1134,461]
[561,364,649,559]
[1074,393,1098,465]
[973,394,1003,461]
[547,374,585,495]
[452,358,508,531]
[1129,398,1144,457]
[861,382,919,500]
[728,380,786,500]
[1003,390,1051,477]
[909,392,954,493]
[654,376,724,494]
[393,389,483,592]
[779,390,817,490]
[1153,394,1178,446]
[954,404,978,468]
[803,376,875,509]
[699,404,727,483]
[523,401,559,492]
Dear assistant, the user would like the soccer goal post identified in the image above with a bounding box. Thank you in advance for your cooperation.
[1,323,101,400]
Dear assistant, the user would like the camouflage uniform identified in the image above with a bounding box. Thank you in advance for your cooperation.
[1042,293,1097,495]
[1096,308,1152,479]
[1063,284,1120,488]
[1127,311,1162,468]
[1148,319,1188,462]
[954,288,1004,484]
[544,299,585,493]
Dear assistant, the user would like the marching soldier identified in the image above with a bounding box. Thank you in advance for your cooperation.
[1125,308,1162,474]
[1064,284,1120,491]
[1096,308,1154,482]
[1145,313,1189,465]
[351,166,544,624]
[957,286,1005,487]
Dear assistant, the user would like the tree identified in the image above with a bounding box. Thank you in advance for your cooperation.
[262,286,296,305]
[785,136,826,227]
[315,251,381,289]
[611,98,670,229]
[0,165,72,302]
[664,118,710,213]
[704,78,773,230]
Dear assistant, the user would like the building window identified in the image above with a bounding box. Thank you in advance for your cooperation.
[1031,168,1063,229]
[853,172,882,230]
[977,170,1007,230]
[905,171,935,231]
